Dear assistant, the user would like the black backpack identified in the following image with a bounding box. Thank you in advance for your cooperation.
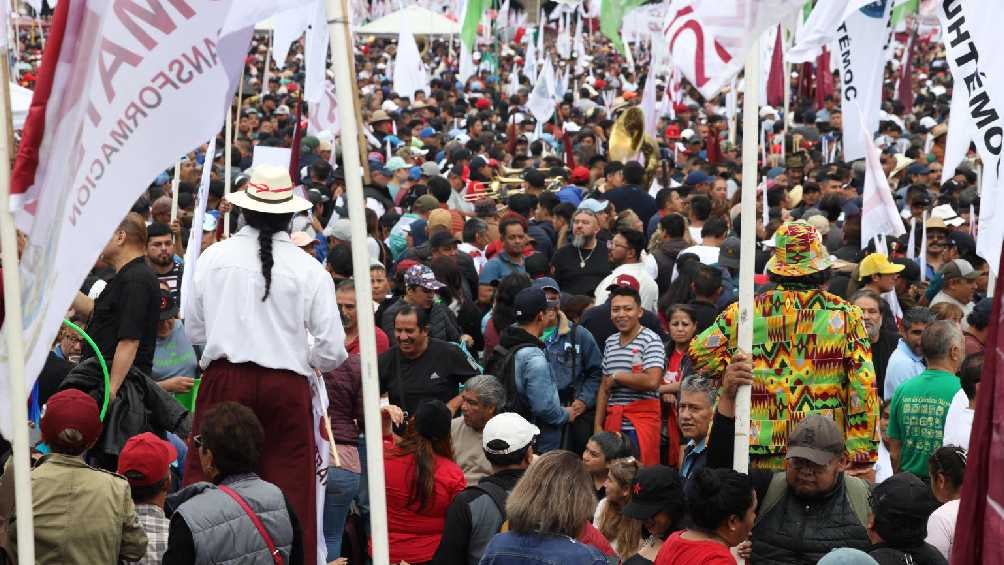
[485,342,538,420]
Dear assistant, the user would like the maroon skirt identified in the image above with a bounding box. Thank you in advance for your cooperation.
[182,359,317,565]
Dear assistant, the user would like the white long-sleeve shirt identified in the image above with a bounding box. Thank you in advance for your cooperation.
[592,262,660,313]
[184,226,347,376]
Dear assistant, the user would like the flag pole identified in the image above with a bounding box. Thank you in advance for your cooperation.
[0,61,35,565]
[223,97,233,239]
[324,1,389,564]
[734,38,761,476]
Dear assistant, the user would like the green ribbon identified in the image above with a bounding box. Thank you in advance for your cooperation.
[62,319,110,421]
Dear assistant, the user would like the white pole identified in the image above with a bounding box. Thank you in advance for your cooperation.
[223,102,233,239]
[0,73,35,565]
[734,38,760,476]
[324,1,390,564]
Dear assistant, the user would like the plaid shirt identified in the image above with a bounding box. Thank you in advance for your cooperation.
[689,286,880,469]
[134,504,170,565]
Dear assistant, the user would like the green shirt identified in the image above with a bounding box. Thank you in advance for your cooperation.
[887,369,961,477]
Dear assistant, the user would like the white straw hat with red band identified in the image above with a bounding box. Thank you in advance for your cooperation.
[225,165,312,214]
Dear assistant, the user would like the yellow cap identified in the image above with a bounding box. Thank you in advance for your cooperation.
[858,253,905,280]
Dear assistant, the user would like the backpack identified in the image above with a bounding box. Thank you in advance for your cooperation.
[755,471,871,528]
[485,342,538,420]
[472,481,511,533]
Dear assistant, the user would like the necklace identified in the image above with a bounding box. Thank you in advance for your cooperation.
[577,244,596,268]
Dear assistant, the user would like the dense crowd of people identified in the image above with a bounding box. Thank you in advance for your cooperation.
[0,5,987,565]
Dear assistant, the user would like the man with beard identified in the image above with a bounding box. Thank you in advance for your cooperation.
[884,307,934,400]
[337,279,389,355]
[550,208,611,297]
[377,305,479,416]
[145,223,183,303]
[851,290,898,398]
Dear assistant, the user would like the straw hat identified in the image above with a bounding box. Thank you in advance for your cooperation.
[225,165,311,214]
[369,110,393,124]
[765,220,832,277]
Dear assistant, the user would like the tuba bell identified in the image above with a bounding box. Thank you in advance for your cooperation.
[608,106,661,186]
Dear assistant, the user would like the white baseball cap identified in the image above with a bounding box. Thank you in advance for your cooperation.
[482,413,539,455]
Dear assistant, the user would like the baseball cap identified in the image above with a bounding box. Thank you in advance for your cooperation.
[685,171,711,185]
[429,230,459,249]
[324,218,353,241]
[159,288,179,321]
[513,287,548,323]
[532,276,561,295]
[201,213,218,233]
[578,198,610,213]
[785,414,845,465]
[274,104,291,116]
[413,194,441,213]
[621,465,685,520]
[570,166,591,184]
[291,231,315,247]
[718,236,740,270]
[117,432,177,487]
[858,253,905,280]
[483,412,540,455]
[427,208,453,233]
[870,472,940,522]
[419,126,436,138]
[605,273,640,292]
[41,389,102,449]
[385,156,409,172]
[405,264,446,290]
[940,259,980,282]
[420,161,442,177]
[817,548,880,565]
[906,162,930,176]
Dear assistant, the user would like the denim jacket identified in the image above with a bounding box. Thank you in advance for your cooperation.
[479,532,608,565]
[542,313,603,409]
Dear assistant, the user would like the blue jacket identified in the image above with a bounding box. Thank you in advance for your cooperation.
[479,532,607,565]
[499,326,568,429]
[543,314,603,409]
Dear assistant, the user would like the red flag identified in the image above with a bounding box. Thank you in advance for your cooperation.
[896,29,916,115]
[289,98,304,184]
[952,244,1004,564]
[766,25,784,107]
[814,47,834,110]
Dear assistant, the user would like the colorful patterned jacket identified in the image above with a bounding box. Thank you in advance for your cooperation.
[689,285,880,466]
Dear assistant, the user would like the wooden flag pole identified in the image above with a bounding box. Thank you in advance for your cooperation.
[325,0,389,562]
[223,100,233,238]
[0,56,35,565]
[735,38,761,476]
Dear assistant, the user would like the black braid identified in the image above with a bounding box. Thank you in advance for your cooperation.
[242,209,295,301]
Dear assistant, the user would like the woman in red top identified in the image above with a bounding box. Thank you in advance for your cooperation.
[655,468,756,565]
[661,305,697,467]
[380,400,466,564]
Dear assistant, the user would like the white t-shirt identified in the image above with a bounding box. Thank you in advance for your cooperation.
[875,438,894,484]
[926,499,960,561]
[687,225,704,244]
[942,390,974,449]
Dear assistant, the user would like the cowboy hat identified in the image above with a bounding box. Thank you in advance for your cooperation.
[225,165,312,214]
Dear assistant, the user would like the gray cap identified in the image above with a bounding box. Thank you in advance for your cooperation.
[786,414,844,465]
[718,237,740,270]
[420,161,442,177]
[939,258,980,282]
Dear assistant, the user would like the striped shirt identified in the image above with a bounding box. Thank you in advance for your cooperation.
[603,328,665,430]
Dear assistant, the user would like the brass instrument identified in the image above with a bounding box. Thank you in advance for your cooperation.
[608,106,660,186]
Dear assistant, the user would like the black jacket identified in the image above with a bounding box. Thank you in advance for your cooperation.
[868,542,947,565]
[432,469,525,565]
[59,358,191,458]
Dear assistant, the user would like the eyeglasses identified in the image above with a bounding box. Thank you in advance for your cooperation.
[606,240,629,250]
[788,457,830,474]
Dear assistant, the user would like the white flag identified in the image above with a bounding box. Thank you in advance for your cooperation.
[523,37,538,81]
[838,0,894,162]
[664,0,804,100]
[527,61,556,124]
[179,136,217,317]
[303,0,330,103]
[393,17,429,99]
[308,372,332,565]
[640,62,659,138]
[787,0,873,63]
[937,0,1004,272]
[940,82,972,185]
[459,45,477,82]
[307,80,340,136]
[4,0,313,439]
[860,108,906,248]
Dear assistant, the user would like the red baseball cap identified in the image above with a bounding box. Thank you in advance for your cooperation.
[475,98,492,110]
[117,432,177,486]
[570,166,590,184]
[594,79,606,90]
[664,124,681,140]
[606,274,640,292]
[41,389,102,449]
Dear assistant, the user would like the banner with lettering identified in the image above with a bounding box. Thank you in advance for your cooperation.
[837,0,894,162]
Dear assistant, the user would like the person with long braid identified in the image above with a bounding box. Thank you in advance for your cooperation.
[181,165,347,565]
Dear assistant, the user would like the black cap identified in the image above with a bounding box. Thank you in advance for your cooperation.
[891,257,920,282]
[871,473,940,521]
[523,169,546,189]
[946,230,976,258]
[414,400,452,441]
[622,465,684,520]
[718,236,740,270]
[428,230,459,249]
[513,287,548,323]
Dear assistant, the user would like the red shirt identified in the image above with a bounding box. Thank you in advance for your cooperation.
[655,531,736,565]
[380,444,466,563]
[345,327,389,355]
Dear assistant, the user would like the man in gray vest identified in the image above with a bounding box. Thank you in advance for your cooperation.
[705,354,872,564]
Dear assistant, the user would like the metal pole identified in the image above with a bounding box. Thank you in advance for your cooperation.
[324,0,389,563]
[734,38,760,476]
[0,63,35,565]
